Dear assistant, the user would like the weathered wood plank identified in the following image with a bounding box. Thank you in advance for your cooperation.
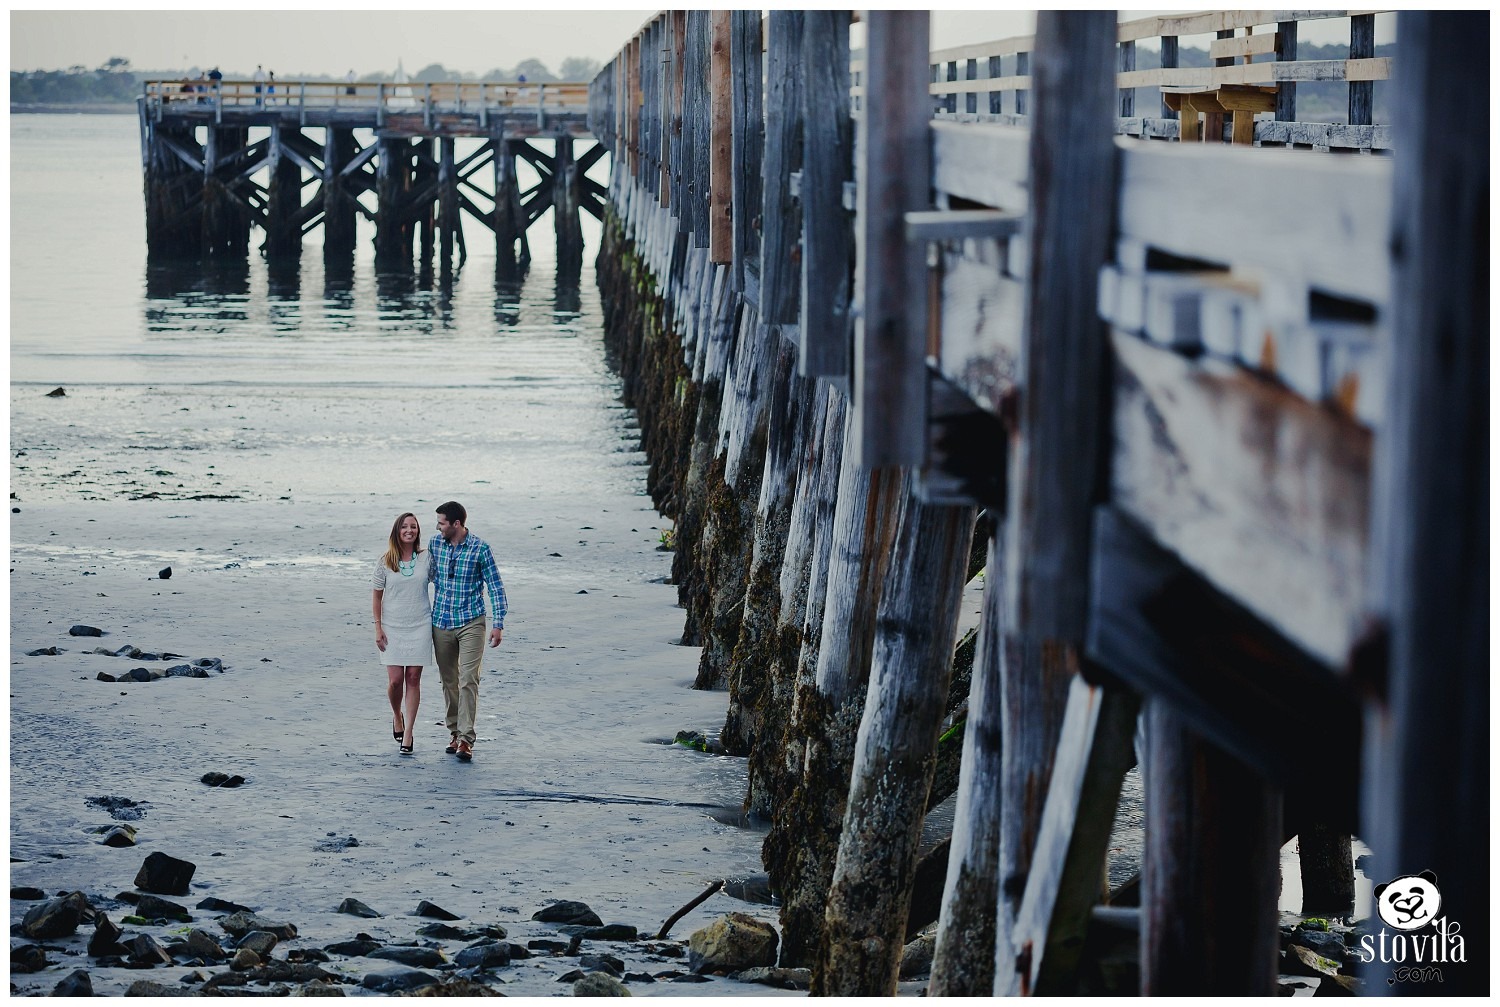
[852,9,931,469]
[1347,13,1374,125]
[936,243,1023,416]
[930,120,1028,213]
[1116,140,1391,303]
[1361,12,1488,995]
[759,11,804,331]
[1110,331,1370,666]
[997,9,1118,986]
[685,11,710,245]
[708,10,733,262]
[800,11,854,377]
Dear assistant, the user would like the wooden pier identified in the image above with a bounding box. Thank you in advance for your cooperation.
[138,79,602,278]
[588,9,1486,996]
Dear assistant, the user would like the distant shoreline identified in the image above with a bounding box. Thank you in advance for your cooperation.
[12,102,136,115]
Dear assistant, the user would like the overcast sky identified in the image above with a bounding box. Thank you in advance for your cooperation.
[10,9,1386,77]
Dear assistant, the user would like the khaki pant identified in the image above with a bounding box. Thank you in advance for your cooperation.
[433,617,485,745]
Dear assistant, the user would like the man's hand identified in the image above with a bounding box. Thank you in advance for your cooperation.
[488,627,504,648]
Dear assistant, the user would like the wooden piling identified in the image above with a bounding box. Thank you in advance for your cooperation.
[322,128,358,260]
[1361,11,1488,994]
[375,136,411,268]
[265,123,303,261]
[816,485,976,995]
[554,136,583,279]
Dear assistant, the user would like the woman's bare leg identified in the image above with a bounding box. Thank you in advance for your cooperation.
[402,667,422,748]
[387,665,405,737]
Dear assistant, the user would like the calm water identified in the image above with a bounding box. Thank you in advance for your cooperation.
[10,114,624,505]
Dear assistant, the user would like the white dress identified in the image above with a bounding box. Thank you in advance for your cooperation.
[373,551,433,666]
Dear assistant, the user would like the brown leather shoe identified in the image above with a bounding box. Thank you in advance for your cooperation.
[444,735,459,755]
[456,740,473,762]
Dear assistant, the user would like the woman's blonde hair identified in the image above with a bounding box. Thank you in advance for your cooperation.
[383,512,424,571]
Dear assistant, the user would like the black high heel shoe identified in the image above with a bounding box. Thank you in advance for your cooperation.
[393,714,404,742]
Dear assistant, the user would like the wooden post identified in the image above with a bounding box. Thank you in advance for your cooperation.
[800,10,854,377]
[760,11,804,335]
[1275,21,1297,122]
[1348,14,1374,127]
[1159,36,1178,120]
[322,128,358,261]
[555,135,583,280]
[1118,40,1135,118]
[264,122,302,261]
[416,140,437,277]
[671,11,688,228]
[438,136,457,280]
[996,10,1117,984]
[852,9,930,469]
[689,12,712,245]
[817,484,977,996]
[1361,12,1488,995]
[731,9,764,300]
[1142,702,1282,994]
[375,136,409,269]
[708,10,733,262]
[493,138,523,279]
[929,513,1005,996]
[142,118,199,259]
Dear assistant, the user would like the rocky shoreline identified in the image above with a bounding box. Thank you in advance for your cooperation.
[12,867,812,997]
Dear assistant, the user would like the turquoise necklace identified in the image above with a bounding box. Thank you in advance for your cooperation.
[398,554,416,577]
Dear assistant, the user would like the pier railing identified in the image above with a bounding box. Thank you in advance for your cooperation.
[142,79,590,128]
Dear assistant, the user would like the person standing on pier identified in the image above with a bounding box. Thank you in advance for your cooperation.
[372,513,433,754]
[429,501,507,763]
[253,64,265,106]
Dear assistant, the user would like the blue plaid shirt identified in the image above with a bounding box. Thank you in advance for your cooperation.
[429,532,507,630]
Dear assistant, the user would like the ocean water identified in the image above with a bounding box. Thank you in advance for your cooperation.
[10,113,620,506]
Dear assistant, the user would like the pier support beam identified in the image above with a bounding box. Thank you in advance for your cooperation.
[417,139,436,278]
[202,125,252,260]
[143,122,201,259]
[375,137,412,269]
[264,123,303,262]
[438,136,458,280]
[555,135,584,280]
[493,138,525,278]
[322,128,359,262]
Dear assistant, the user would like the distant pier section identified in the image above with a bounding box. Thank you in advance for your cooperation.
[138,79,603,277]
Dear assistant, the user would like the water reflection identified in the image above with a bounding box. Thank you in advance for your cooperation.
[145,259,250,300]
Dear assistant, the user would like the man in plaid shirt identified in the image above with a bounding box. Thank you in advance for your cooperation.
[430,501,508,762]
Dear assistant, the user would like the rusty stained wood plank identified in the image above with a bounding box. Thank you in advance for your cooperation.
[799,10,855,377]
[852,9,931,469]
[1209,31,1281,59]
[1115,139,1391,304]
[1109,330,1371,667]
[708,10,734,263]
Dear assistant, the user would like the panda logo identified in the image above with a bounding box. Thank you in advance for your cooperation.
[1373,871,1442,931]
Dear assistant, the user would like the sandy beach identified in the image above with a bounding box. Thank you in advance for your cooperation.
[8,378,796,996]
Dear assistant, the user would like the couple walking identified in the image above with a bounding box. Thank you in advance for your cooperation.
[371,501,506,762]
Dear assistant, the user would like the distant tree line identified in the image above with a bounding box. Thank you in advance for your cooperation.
[10,55,605,106]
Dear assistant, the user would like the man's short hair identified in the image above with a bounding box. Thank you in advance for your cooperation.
[436,501,467,526]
